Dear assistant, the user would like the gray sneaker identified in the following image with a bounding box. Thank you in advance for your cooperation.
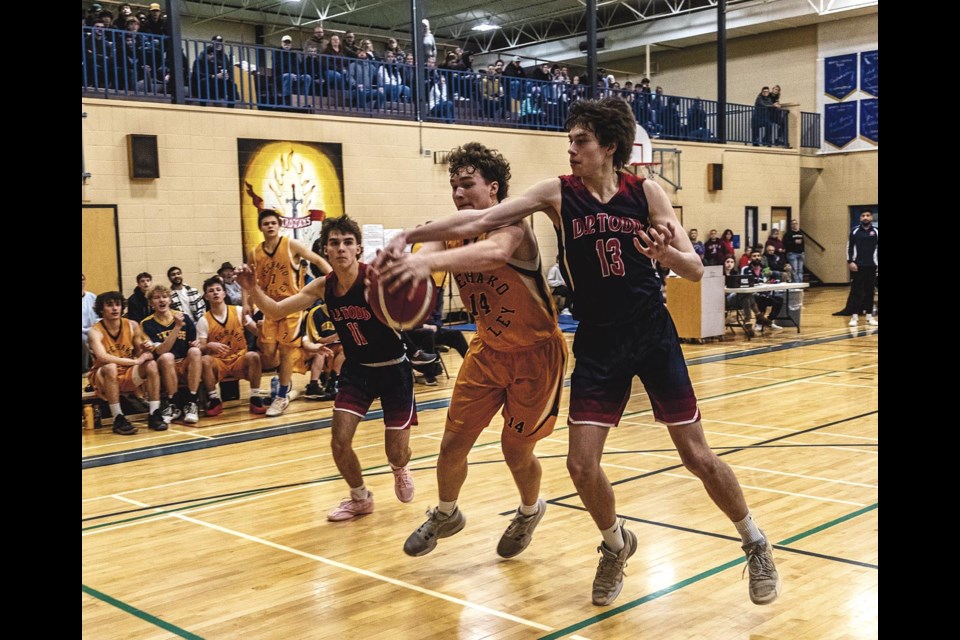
[496,499,546,558]
[742,530,781,605]
[160,402,181,424]
[403,507,466,557]
[592,521,638,606]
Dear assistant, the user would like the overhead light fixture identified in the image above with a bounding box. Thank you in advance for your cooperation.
[472,17,499,32]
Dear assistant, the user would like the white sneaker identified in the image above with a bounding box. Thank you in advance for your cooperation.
[768,323,783,331]
[183,401,200,424]
[754,324,763,333]
[866,316,878,326]
[848,315,859,327]
[266,396,290,417]
[287,388,299,402]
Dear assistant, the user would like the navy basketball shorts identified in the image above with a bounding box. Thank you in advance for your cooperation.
[334,359,419,430]
[568,308,700,427]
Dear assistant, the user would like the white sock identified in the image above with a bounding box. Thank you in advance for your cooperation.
[866,314,874,321]
[601,520,624,552]
[437,499,457,515]
[350,485,369,501]
[208,390,220,400]
[389,462,407,472]
[850,314,859,323]
[250,388,261,396]
[109,403,122,417]
[148,400,160,413]
[519,501,539,516]
[733,512,764,545]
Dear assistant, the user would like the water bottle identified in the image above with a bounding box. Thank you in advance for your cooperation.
[270,376,280,400]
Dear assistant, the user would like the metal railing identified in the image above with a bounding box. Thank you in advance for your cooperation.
[80,28,793,149]
[800,111,821,148]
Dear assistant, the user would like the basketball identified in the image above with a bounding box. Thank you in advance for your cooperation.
[365,269,435,331]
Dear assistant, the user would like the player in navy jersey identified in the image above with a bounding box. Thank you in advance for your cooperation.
[376,98,779,607]
[238,215,417,522]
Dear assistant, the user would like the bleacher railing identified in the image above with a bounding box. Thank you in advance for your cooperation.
[82,29,795,148]
[800,111,821,148]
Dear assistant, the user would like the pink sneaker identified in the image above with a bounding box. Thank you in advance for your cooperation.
[392,466,415,503]
[327,492,375,522]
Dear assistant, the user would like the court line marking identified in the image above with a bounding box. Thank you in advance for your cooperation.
[82,584,202,639]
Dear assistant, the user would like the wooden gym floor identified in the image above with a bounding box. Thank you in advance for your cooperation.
[82,287,878,640]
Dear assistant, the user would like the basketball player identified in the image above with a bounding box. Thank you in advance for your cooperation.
[247,209,332,417]
[376,99,779,607]
[87,291,166,435]
[238,215,417,521]
[301,300,344,401]
[197,277,267,416]
[142,284,203,424]
[380,142,567,559]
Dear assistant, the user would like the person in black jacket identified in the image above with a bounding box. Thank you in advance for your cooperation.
[752,87,773,146]
[126,272,153,323]
[846,211,878,326]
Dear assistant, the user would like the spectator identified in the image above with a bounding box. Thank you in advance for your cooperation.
[342,31,359,57]
[384,37,401,59]
[480,65,502,118]
[322,35,348,90]
[687,98,710,141]
[302,300,343,401]
[304,45,325,97]
[520,85,545,128]
[84,21,115,89]
[739,244,761,269]
[166,266,205,321]
[502,56,526,118]
[82,274,98,372]
[688,229,705,262]
[217,262,243,305]
[765,228,784,254]
[126,272,153,322]
[426,56,454,123]
[142,3,166,36]
[846,211,878,327]
[753,86,773,146]
[769,85,785,145]
[762,244,791,280]
[720,228,736,259]
[359,39,378,61]
[703,228,724,266]
[422,19,436,59]
[547,256,572,314]
[782,219,805,283]
[377,50,410,102]
[308,24,327,52]
[190,44,237,106]
[116,3,134,29]
[275,35,312,106]
[723,256,756,338]
[348,49,384,110]
[741,250,783,331]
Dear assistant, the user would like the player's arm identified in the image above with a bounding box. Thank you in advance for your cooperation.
[379,225,525,292]
[237,266,324,319]
[635,180,704,282]
[376,178,561,265]
[290,239,333,275]
[88,324,139,367]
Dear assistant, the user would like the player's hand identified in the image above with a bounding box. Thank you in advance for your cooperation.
[634,223,676,261]
[316,345,335,358]
[372,233,409,270]
[848,262,859,273]
[173,312,185,327]
[379,253,431,298]
[136,352,154,365]
[236,265,257,290]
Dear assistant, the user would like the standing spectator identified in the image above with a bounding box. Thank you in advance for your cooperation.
[348,49,384,110]
[846,211,878,327]
[142,3,166,36]
[782,219,805,283]
[422,19,436,59]
[126,272,153,322]
[703,229,724,266]
[548,255,572,314]
[687,98,710,141]
[502,56,526,118]
[426,56,454,123]
[753,86,773,146]
[765,228,784,254]
[82,274,98,372]
[191,44,237,106]
[720,229,736,259]
[167,266,205,321]
[308,24,327,52]
[322,35,348,91]
[688,229,705,262]
[769,85,785,145]
[218,262,243,305]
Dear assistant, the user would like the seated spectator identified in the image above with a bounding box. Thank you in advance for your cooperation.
[274,35,312,106]
[322,35,349,91]
[741,250,783,331]
[765,228,784,254]
[301,300,343,401]
[723,256,756,338]
[84,21,115,89]
[167,266,205,321]
[87,291,166,434]
[547,255,572,314]
[377,50,411,103]
[762,244,792,279]
[308,24,327,52]
[126,272,153,322]
[304,45,326,97]
[520,86,545,128]
[480,65,503,118]
[359,39,378,61]
[217,262,243,305]
[347,50,384,110]
[142,284,204,424]
[342,31,360,57]
[426,56,455,123]
[687,98,711,141]
[689,229,705,262]
[753,86,773,146]
[739,244,761,269]
[703,229,724,266]
[190,44,237,106]
[83,274,98,373]
[197,277,267,415]
[661,96,682,137]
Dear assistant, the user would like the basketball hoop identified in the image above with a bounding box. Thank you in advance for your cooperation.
[628,162,660,179]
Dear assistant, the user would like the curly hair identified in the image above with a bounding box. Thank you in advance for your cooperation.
[565,98,636,170]
[94,291,124,316]
[447,142,512,202]
[320,215,363,249]
[147,283,172,301]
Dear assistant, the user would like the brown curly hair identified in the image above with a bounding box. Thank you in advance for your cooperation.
[447,142,512,202]
[320,215,363,248]
[565,98,637,170]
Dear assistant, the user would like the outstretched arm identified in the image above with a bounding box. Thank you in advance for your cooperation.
[290,239,332,275]
[633,180,704,282]
[237,266,325,319]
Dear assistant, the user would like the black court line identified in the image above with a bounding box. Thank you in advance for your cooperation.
[83,329,875,470]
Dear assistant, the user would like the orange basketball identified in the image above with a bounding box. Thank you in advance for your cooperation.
[365,270,435,331]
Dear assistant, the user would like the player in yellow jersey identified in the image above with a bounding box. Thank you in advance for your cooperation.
[247,209,332,416]
[198,277,266,416]
[87,291,166,435]
[379,142,567,558]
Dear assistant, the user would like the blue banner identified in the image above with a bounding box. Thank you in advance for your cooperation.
[825,54,857,100]
[860,99,878,144]
[824,102,857,148]
[860,50,878,97]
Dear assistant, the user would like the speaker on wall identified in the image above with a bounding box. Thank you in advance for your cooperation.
[128,134,159,179]
[707,163,723,191]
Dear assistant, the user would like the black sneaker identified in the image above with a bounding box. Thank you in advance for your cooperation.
[321,377,339,401]
[148,409,168,431]
[424,376,438,386]
[305,380,324,400]
[161,401,181,423]
[410,350,438,366]
[112,414,138,436]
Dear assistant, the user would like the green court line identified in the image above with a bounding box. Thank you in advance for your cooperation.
[537,502,879,640]
[82,584,204,639]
